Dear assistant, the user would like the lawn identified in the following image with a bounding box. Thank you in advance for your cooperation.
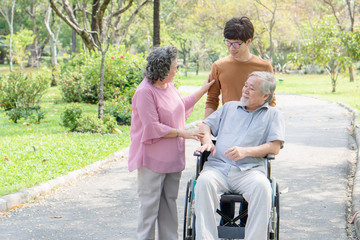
[0,86,130,196]
[1,70,359,197]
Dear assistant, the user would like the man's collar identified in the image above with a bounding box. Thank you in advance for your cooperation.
[237,102,270,112]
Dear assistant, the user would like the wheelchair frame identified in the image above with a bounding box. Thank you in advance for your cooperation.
[183,150,280,240]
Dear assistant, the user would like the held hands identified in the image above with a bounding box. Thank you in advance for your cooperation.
[224,146,248,161]
[180,129,205,141]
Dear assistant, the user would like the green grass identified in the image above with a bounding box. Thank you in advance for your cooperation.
[275,73,360,111]
[0,86,130,196]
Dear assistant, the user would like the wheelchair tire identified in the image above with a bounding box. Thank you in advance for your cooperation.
[183,178,196,240]
[275,182,280,240]
[269,178,280,240]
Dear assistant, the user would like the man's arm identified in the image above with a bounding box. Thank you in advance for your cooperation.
[224,140,282,162]
[204,108,216,118]
[196,123,216,155]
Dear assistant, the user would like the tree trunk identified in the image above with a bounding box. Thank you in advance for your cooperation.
[44,5,58,86]
[98,50,106,120]
[153,0,160,47]
[349,65,354,82]
[72,4,77,53]
[8,24,13,72]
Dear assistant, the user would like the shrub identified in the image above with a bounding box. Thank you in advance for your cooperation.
[60,103,83,131]
[6,108,23,123]
[104,95,132,125]
[60,72,84,102]
[0,70,51,110]
[77,114,104,133]
[102,113,118,133]
[5,105,46,123]
[59,45,146,103]
[60,104,117,133]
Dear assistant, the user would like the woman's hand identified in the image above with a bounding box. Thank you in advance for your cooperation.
[179,129,204,141]
[192,75,215,103]
[201,75,215,94]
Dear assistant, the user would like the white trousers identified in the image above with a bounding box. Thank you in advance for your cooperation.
[137,166,181,240]
[194,165,271,240]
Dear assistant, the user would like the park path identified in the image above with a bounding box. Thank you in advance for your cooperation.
[0,94,357,239]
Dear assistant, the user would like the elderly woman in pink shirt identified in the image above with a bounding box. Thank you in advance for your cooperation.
[128,46,214,240]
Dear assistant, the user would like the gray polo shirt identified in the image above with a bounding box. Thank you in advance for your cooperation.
[203,101,285,175]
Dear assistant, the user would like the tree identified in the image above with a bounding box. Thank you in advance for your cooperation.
[44,4,60,85]
[49,0,136,119]
[4,29,35,69]
[0,0,16,72]
[323,0,359,82]
[290,17,349,92]
[113,0,152,45]
[254,0,278,63]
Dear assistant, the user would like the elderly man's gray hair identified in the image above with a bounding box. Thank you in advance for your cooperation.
[248,71,277,103]
[144,46,178,84]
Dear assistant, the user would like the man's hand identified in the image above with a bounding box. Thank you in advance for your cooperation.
[224,146,248,161]
[196,142,216,156]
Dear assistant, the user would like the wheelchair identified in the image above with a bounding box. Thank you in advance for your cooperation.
[183,147,280,240]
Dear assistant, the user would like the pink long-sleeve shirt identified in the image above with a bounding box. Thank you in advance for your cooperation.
[128,78,195,173]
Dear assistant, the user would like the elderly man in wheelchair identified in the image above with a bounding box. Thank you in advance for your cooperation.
[194,71,285,240]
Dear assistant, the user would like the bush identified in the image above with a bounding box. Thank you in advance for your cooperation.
[59,45,146,103]
[0,70,51,110]
[60,72,84,102]
[102,113,118,133]
[60,104,117,133]
[6,105,46,123]
[60,103,83,131]
[77,114,104,133]
[104,95,132,125]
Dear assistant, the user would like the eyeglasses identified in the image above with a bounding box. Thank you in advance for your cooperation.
[224,39,244,49]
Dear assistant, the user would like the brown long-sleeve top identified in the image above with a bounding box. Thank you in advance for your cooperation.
[205,55,275,111]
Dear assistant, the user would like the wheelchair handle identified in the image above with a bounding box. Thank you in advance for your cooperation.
[194,151,201,157]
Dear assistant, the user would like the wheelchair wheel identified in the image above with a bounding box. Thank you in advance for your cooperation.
[269,178,280,240]
[183,178,196,240]
[275,182,280,240]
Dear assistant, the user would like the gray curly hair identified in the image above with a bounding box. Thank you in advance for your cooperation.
[144,46,178,84]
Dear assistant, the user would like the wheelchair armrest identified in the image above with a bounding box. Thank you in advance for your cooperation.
[266,154,275,160]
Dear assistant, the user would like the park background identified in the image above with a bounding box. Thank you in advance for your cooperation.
[0,0,359,200]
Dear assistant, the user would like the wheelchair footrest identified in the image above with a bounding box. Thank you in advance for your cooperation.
[217,225,245,238]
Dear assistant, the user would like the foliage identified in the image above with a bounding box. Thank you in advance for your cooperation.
[288,17,350,92]
[104,96,132,125]
[60,102,118,133]
[59,45,145,103]
[340,30,360,61]
[0,70,51,110]
[77,114,105,133]
[3,29,35,68]
[60,103,83,131]
[6,105,45,123]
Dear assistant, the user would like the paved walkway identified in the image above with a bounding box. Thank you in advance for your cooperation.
[0,94,358,240]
